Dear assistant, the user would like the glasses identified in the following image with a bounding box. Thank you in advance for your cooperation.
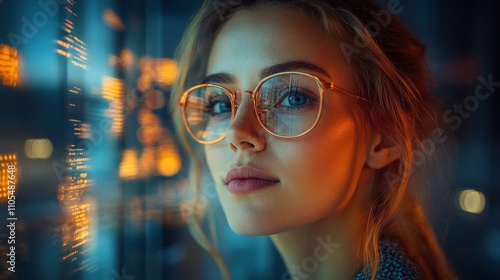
[179,71,368,144]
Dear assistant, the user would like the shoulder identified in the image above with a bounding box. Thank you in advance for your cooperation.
[353,239,422,280]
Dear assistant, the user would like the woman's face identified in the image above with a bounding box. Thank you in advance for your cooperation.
[204,6,372,235]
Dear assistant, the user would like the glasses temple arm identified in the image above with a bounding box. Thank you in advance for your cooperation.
[325,82,369,102]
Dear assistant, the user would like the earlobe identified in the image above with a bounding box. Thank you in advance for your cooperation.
[366,133,401,169]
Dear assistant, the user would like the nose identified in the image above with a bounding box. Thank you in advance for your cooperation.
[225,90,266,152]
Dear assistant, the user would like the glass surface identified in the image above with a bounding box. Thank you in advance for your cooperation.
[184,73,323,143]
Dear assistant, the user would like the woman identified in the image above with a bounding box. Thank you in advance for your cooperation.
[171,0,455,279]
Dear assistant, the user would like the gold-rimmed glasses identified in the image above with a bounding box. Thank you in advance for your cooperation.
[179,71,368,144]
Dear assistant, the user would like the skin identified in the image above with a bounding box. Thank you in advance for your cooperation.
[203,6,399,279]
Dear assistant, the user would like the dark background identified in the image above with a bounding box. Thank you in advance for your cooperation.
[0,0,499,279]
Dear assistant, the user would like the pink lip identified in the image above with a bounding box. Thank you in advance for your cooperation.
[225,166,279,194]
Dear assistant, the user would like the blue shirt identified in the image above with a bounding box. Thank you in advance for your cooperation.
[353,239,422,280]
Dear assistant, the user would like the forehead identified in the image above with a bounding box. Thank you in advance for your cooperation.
[207,6,355,88]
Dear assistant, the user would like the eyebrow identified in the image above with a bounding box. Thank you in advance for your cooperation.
[202,60,331,84]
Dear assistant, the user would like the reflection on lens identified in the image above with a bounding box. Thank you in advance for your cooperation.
[185,85,232,142]
[183,73,322,142]
[256,73,321,137]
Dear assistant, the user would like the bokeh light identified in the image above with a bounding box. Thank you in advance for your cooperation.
[102,76,124,136]
[136,126,163,146]
[119,149,138,180]
[137,57,178,92]
[144,89,165,110]
[103,9,125,31]
[24,138,53,159]
[458,189,486,214]
[0,153,18,203]
[157,142,181,177]
[0,44,20,87]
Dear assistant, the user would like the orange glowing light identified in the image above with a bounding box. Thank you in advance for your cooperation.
[74,122,90,139]
[157,143,181,177]
[59,50,70,58]
[0,153,18,203]
[56,39,70,49]
[0,44,20,87]
[60,199,92,261]
[137,126,163,145]
[120,49,134,67]
[102,76,123,99]
[59,31,89,70]
[145,89,165,110]
[109,49,134,70]
[103,9,125,31]
[138,108,159,127]
[119,149,138,180]
[137,57,178,91]
[58,139,92,262]
[156,59,178,86]
[73,36,83,45]
[137,73,153,92]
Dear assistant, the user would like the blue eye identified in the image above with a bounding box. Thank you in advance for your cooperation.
[283,93,308,107]
[205,94,232,117]
[275,87,316,110]
[213,100,232,113]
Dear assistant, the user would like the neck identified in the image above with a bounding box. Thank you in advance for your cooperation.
[270,168,374,280]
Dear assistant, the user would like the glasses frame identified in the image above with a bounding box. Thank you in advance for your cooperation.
[179,71,369,145]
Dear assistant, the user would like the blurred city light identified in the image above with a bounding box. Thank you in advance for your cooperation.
[103,9,124,31]
[24,138,53,159]
[2,1,495,279]
[136,125,163,146]
[0,44,20,87]
[157,142,181,177]
[102,76,124,136]
[0,153,18,204]
[137,57,178,91]
[145,89,165,110]
[57,17,89,71]
[60,202,92,262]
[110,48,134,70]
[458,189,486,214]
[119,149,138,180]
[156,58,178,86]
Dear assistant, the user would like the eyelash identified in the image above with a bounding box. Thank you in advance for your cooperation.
[274,85,317,110]
[204,94,232,116]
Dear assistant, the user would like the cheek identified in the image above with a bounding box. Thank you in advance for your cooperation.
[201,109,368,235]
[204,143,229,183]
[279,116,366,210]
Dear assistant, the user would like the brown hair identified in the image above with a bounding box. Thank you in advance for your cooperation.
[170,0,455,279]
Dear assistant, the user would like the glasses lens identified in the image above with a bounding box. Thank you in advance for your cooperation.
[184,85,232,143]
[256,73,322,137]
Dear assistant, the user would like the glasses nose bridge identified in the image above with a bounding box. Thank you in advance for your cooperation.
[234,89,255,97]
[232,89,256,109]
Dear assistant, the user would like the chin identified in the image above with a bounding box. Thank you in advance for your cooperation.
[220,197,312,235]
[225,212,299,236]
[228,222,281,236]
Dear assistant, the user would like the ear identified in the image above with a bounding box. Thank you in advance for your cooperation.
[366,133,401,169]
